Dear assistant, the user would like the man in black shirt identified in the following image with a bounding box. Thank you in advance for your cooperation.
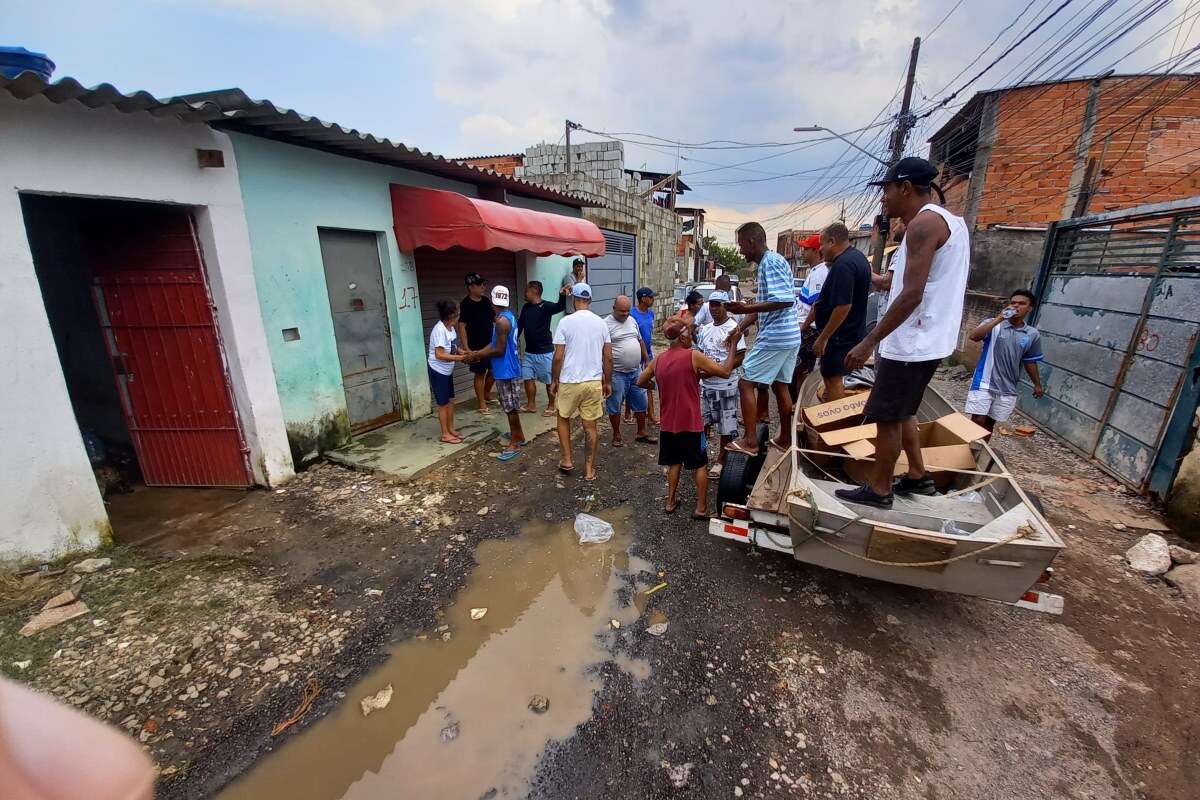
[812,222,871,401]
[517,280,565,415]
[458,272,495,413]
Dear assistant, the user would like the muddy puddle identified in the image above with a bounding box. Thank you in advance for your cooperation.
[220,508,652,800]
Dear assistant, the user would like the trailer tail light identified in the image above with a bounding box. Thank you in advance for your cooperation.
[723,504,751,520]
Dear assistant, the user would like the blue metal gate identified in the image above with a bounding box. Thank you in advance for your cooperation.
[587,229,636,317]
[1024,196,1200,494]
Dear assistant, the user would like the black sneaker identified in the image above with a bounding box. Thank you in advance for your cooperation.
[893,474,937,496]
[834,484,894,509]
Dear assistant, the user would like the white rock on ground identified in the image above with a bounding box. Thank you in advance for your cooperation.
[1169,545,1198,565]
[72,558,113,574]
[1125,533,1172,576]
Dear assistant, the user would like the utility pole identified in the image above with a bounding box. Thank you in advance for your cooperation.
[873,36,921,273]
[565,119,579,175]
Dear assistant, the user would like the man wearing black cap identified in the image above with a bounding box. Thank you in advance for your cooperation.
[837,157,970,508]
[458,273,495,414]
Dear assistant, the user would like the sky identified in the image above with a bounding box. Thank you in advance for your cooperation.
[4,0,1196,243]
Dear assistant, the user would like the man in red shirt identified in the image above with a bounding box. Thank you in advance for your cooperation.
[637,317,741,518]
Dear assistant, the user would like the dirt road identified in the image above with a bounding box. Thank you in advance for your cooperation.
[4,370,1197,799]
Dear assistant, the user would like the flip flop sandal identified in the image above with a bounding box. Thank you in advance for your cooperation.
[635,435,658,444]
[611,440,625,448]
[584,472,598,482]
[725,441,757,456]
[664,501,681,514]
[558,464,574,475]
[496,449,522,462]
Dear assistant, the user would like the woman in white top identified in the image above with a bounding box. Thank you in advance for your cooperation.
[428,300,469,444]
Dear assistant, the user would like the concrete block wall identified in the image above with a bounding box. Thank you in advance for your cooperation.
[535,172,680,318]
[515,141,645,191]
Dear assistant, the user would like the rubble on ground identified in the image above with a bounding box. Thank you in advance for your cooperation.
[1,549,365,780]
[1164,564,1200,611]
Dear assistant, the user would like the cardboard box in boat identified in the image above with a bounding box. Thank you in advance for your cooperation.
[840,414,990,488]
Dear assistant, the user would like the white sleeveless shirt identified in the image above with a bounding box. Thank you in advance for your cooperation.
[880,203,970,363]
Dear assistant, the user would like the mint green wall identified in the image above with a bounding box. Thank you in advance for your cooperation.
[228,133,583,457]
[530,254,576,333]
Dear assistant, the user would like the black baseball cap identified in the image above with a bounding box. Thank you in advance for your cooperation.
[635,287,656,300]
[868,156,939,187]
[464,272,485,286]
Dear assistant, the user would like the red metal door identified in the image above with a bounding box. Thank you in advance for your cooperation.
[85,205,253,487]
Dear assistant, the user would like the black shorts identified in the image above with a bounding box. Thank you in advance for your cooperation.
[819,344,853,379]
[468,360,492,376]
[863,357,941,422]
[658,431,707,470]
[795,327,819,376]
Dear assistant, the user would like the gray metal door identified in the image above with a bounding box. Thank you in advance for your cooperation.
[319,229,400,431]
[587,230,636,317]
[1025,199,1200,493]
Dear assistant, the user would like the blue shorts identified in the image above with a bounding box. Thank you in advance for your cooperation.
[521,351,553,384]
[428,366,455,407]
[741,345,800,386]
[605,370,648,415]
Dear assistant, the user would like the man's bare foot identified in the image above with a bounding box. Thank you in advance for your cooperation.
[477,405,492,415]
[664,498,680,513]
[611,438,624,448]
[439,434,461,444]
[542,407,557,417]
[519,405,537,414]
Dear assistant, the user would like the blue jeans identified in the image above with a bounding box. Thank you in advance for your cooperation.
[604,370,648,415]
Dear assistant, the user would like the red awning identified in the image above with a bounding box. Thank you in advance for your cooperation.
[390,185,606,257]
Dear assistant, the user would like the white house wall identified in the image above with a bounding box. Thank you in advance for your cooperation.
[0,93,293,565]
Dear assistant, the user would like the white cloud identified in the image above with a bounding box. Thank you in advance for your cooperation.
[457,111,561,154]
[199,0,1195,227]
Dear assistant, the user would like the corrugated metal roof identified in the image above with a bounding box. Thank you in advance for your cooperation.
[0,74,595,208]
[455,153,525,161]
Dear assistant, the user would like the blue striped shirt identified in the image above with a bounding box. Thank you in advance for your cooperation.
[754,251,802,349]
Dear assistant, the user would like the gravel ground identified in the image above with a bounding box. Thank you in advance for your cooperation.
[4,367,1198,799]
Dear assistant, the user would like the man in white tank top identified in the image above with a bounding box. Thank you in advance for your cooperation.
[837,157,970,509]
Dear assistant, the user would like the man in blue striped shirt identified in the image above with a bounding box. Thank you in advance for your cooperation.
[724,222,802,454]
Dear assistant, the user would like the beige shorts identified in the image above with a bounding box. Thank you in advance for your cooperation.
[556,380,604,422]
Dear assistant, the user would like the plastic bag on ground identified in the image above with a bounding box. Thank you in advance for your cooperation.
[575,513,614,544]
[955,490,983,503]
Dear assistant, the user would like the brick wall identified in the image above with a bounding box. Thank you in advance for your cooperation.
[941,172,970,217]
[457,154,523,177]
[968,76,1200,227]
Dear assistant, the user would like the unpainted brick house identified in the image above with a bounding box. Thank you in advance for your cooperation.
[927,73,1200,365]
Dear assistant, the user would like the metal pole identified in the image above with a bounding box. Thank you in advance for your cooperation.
[872,36,921,274]
[565,119,574,175]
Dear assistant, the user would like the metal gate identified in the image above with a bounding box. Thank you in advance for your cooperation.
[586,229,636,317]
[319,229,402,431]
[86,205,252,487]
[1026,197,1200,494]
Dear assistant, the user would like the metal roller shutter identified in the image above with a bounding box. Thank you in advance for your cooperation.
[415,247,518,400]
[586,229,636,317]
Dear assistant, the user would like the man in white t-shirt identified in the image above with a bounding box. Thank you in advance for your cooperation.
[791,233,828,399]
[840,157,969,509]
[696,291,746,477]
[551,282,613,481]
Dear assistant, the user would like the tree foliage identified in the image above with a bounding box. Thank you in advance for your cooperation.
[702,236,749,275]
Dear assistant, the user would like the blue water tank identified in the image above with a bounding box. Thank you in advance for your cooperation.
[0,47,55,80]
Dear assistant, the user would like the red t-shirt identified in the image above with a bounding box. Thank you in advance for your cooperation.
[657,347,702,433]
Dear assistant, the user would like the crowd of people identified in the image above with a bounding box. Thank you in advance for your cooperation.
[425,156,1048,515]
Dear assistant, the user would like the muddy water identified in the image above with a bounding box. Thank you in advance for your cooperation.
[220,509,651,800]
